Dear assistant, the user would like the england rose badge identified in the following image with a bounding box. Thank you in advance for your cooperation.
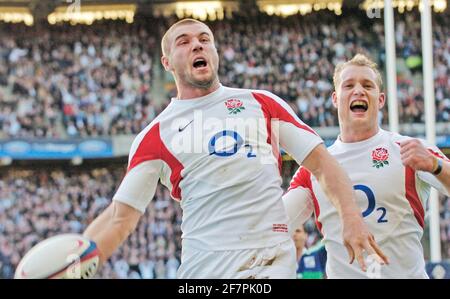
[225,99,245,114]
[372,147,389,168]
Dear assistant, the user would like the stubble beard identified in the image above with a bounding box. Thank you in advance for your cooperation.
[184,68,218,89]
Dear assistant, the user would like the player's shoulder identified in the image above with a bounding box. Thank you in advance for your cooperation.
[137,102,177,133]
[137,114,164,136]
[130,110,170,148]
[250,88,284,101]
[247,89,295,113]
[222,86,281,102]
[386,129,429,146]
[386,129,412,142]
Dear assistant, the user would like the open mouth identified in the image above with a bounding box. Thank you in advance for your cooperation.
[350,100,368,113]
[193,58,207,69]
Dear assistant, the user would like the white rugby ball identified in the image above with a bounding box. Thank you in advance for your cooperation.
[15,234,99,279]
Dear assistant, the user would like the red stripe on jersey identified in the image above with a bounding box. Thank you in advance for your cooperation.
[405,166,425,228]
[128,124,161,171]
[428,149,450,162]
[288,167,323,232]
[251,92,318,136]
[128,123,184,201]
[251,92,282,174]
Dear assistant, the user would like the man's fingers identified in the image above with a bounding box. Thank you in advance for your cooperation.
[401,156,412,167]
[399,142,411,155]
[349,238,388,272]
[345,243,355,264]
[399,140,413,150]
[400,147,420,162]
[361,241,384,266]
[401,147,418,159]
[400,146,413,157]
[401,149,419,167]
[354,247,367,272]
[368,237,389,264]
[398,140,409,147]
[399,139,423,155]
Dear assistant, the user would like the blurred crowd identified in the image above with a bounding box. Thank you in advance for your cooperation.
[432,14,450,123]
[0,166,182,279]
[373,12,450,124]
[0,10,449,138]
[441,195,450,260]
[0,18,162,138]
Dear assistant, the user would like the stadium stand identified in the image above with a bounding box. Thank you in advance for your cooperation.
[1,11,449,139]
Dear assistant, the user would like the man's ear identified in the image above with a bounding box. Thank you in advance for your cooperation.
[161,56,171,71]
[378,92,386,109]
[332,91,338,109]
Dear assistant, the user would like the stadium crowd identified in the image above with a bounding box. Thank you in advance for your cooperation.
[0,19,161,138]
[0,166,182,279]
[0,10,449,138]
[373,11,450,124]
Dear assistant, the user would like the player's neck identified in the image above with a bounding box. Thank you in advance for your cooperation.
[339,125,379,143]
[176,81,221,100]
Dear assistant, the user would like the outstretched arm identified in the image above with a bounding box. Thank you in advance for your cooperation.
[83,201,142,265]
[260,90,389,270]
[301,144,389,271]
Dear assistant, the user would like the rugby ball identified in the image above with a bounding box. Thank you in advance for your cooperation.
[15,234,99,279]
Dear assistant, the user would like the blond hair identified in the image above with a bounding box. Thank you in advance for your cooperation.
[333,54,383,90]
[161,18,211,57]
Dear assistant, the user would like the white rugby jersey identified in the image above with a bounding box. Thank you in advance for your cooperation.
[285,128,449,278]
[113,84,323,252]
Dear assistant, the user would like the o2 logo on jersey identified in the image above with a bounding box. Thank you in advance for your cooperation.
[208,130,256,158]
[353,184,388,223]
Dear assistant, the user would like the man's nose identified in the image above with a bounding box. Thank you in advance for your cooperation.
[192,38,203,52]
[352,83,365,95]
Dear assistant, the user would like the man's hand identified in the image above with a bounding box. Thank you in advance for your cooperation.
[342,211,389,271]
[399,139,436,173]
